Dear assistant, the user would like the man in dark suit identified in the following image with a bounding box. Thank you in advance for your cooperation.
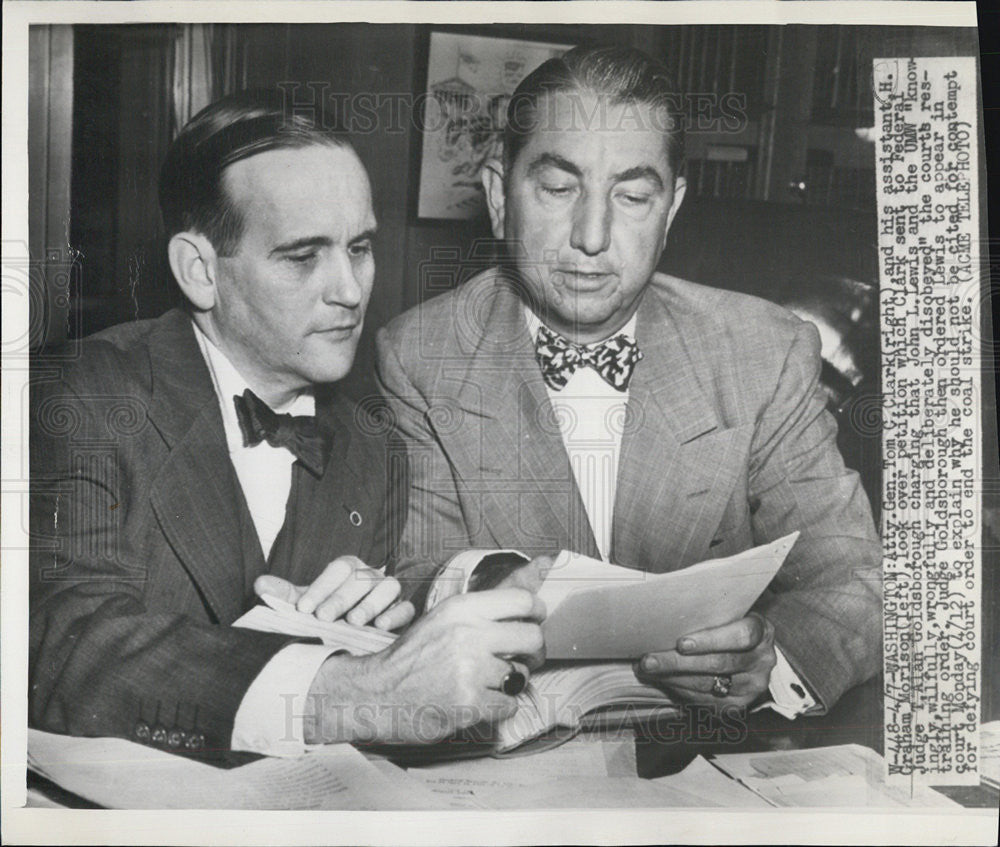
[30,91,543,758]
[378,46,882,718]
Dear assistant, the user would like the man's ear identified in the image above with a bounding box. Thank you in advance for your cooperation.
[656,175,686,257]
[664,175,686,235]
[481,158,506,239]
[167,232,219,311]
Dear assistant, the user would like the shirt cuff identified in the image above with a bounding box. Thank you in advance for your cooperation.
[752,645,818,720]
[424,549,529,610]
[231,642,339,756]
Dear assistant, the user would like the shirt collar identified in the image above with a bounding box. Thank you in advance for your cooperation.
[192,320,315,452]
[523,306,639,347]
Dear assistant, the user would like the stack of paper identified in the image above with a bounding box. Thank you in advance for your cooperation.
[27,728,444,809]
[709,744,962,808]
[652,756,773,808]
[407,737,742,808]
[407,741,771,809]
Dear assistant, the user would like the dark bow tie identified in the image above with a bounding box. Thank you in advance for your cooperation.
[233,389,330,477]
[534,324,643,392]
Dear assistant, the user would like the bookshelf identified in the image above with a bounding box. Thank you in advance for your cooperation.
[661,25,878,210]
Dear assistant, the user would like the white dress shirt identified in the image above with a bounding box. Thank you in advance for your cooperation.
[193,325,337,756]
[524,308,817,718]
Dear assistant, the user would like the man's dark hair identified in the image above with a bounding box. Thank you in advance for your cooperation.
[158,89,351,256]
[503,45,685,176]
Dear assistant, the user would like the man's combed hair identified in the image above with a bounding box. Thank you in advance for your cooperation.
[504,45,686,175]
[158,89,350,256]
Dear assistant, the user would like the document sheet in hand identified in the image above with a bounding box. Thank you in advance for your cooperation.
[540,532,799,659]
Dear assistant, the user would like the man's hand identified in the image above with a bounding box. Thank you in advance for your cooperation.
[304,588,546,745]
[254,555,415,631]
[636,612,776,707]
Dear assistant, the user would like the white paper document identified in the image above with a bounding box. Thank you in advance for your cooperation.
[233,593,397,654]
[27,728,444,809]
[709,744,962,808]
[406,740,776,809]
[540,532,799,659]
[408,737,726,809]
[652,756,773,809]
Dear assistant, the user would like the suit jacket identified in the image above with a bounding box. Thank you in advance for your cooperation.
[29,309,404,756]
[376,268,882,712]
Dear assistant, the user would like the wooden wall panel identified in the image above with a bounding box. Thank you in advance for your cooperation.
[28,25,74,349]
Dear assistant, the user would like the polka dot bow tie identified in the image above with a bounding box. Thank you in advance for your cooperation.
[534,324,643,392]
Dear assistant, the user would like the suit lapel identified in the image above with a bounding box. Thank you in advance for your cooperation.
[273,391,364,584]
[612,281,746,572]
[447,272,597,559]
[146,310,255,623]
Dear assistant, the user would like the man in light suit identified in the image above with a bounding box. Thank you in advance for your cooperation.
[30,91,543,759]
[377,46,882,716]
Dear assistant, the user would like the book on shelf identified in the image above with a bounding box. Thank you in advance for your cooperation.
[234,533,799,756]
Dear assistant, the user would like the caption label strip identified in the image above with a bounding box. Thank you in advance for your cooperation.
[875,56,981,786]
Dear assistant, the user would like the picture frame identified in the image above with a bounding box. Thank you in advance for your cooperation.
[413,29,571,221]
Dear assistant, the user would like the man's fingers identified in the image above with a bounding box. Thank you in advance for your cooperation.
[661,673,748,695]
[296,557,359,614]
[373,600,416,631]
[344,576,403,626]
[313,569,382,622]
[521,643,546,672]
[639,648,756,677]
[675,613,768,655]
[487,620,545,662]
[436,588,546,623]
[254,575,302,605]
[494,555,553,593]
[660,673,764,706]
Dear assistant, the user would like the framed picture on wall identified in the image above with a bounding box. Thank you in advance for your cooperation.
[414,30,570,221]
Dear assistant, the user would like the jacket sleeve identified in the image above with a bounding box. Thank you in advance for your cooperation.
[748,320,883,712]
[374,327,473,611]
[29,371,303,760]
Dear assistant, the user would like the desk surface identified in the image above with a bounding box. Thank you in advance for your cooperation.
[23,678,999,811]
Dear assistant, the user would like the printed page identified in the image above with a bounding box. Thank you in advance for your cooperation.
[710,744,962,808]
[406,735,637,807]
[651,756,773,809]
[472,776,723,809]
[27,728,442,810]
[409,737,716,809]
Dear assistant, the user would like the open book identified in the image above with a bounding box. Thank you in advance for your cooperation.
[234,533,798,755]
